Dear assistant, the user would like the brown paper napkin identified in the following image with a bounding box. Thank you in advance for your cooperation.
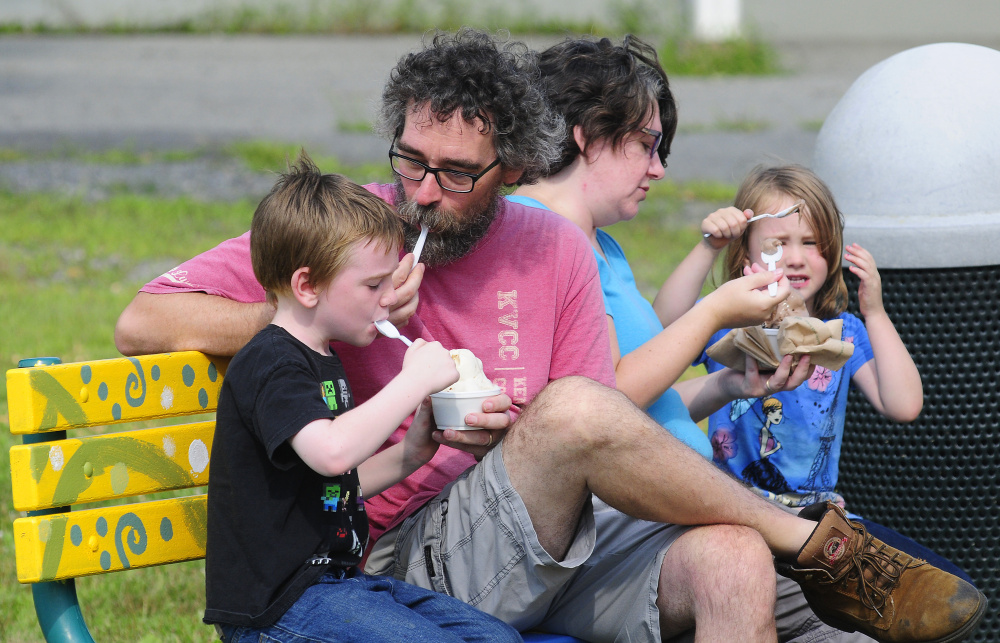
[706,316,854,371]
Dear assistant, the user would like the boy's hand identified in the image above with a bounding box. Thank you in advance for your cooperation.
[401,339,460,395]
[401,398,441,468]
[387,255,424,327]
[432,392,512,460]
[701,207,753,250]
[704,265,790,329]
[845,243,885,319]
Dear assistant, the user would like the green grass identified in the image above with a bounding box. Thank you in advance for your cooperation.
[609,179,734,300]
[337,119,375,135]
[0,143,202,165]
[224,140,389,182]
[678,118,771,135]
[0,153,728,640]
[660,35,782,76]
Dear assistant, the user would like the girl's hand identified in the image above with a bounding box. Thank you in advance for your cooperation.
[402,398,441,469]
[401,339,460,395]
[701,207,754,250]
[845,243,885,318]
[737,353,814,398]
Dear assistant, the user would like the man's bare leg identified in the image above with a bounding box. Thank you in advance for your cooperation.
[502,376,811,560]
[657,525,777,642]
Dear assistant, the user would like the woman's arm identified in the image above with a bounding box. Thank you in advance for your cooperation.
[115,255,423,357]
[653,207,752,327]
[616,270,792,409]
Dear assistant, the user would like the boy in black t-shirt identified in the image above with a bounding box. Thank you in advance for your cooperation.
[204,154,520,643]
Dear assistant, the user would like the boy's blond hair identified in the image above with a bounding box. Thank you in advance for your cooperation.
[251,152,405,305]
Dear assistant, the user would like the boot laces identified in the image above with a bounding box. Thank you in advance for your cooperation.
[844,521,916,617]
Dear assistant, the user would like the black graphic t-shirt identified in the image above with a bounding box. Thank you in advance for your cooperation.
[204,325,369,628]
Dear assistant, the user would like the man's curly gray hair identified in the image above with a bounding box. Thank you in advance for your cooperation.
[376,28,565,185]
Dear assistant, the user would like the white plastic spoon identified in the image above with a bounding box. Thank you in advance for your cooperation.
[373,225,428,346]
[703,201,804,238]
[411,224,429,266]
[375,319,412,346]
[760,242,783,297]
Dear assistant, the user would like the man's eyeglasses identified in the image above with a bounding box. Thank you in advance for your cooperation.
[389,140,501,194]
[640,127,666,168]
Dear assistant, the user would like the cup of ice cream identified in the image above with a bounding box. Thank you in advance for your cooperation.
[762,328,781,357]
[430,349,501,430]
[762,292,807,358]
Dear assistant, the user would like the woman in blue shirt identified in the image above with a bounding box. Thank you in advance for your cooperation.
[510,36,812,457]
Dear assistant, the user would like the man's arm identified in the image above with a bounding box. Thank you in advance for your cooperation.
[115,291,275,356]
[115,254,423,357]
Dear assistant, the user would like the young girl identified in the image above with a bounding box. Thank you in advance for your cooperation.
[693,164,921,504]
[678,164,971,581]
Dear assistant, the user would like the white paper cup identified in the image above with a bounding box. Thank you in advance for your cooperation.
[430,387,502,430]
[762,328,781,357]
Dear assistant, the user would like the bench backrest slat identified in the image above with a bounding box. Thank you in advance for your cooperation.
[14,495,207,583]
[7,352,226,435]
[10,421,215,512]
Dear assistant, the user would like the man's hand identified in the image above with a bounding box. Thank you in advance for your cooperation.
[401,398,442,470]
[387,254,424,327]
[432,392,512,459]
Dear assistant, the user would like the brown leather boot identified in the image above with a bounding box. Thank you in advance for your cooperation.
[775,502,986,643]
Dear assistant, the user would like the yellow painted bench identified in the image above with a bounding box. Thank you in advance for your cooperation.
[7,352,582,643]
[7,352,226,642]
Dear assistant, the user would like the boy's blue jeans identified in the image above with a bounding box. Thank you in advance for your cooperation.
[217,570,521,643]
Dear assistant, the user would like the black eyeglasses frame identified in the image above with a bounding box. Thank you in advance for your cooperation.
[388,140,501,194]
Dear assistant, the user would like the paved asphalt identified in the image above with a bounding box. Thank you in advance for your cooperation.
[1,33,998,193]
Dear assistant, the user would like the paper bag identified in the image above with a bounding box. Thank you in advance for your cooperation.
[706,316,854,371]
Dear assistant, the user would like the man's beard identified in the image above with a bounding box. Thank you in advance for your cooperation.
[394,178,501,267]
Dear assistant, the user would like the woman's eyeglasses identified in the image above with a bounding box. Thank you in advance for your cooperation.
[640,127,666,168]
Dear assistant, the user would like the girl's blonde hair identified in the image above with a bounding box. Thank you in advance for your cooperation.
[724,165,848,320]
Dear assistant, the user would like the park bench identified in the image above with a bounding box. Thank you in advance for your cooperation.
[7,352,581,643]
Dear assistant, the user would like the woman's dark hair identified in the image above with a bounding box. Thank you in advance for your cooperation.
[534,34,677,176]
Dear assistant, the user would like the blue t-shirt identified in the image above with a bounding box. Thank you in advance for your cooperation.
[507,195,713,459]
[696,313,874,506]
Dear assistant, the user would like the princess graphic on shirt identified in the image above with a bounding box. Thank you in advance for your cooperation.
[741,397,792,494]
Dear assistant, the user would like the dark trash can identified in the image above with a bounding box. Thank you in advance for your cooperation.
[813,43,1000,641]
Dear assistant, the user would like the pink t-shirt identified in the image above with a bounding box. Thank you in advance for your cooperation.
[143,183,615,541]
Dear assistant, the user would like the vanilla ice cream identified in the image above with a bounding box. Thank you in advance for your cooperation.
[444,349,494,392]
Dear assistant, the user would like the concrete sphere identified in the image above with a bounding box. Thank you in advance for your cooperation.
[813,43,1000,268]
